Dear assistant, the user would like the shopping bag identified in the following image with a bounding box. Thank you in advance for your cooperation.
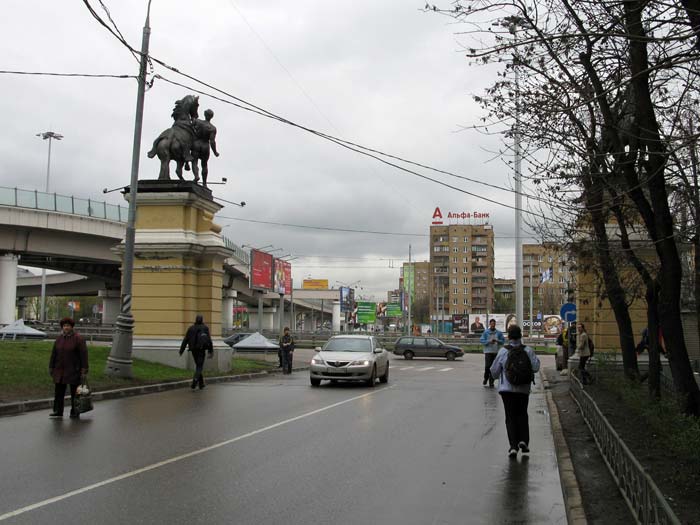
[77,378,94,414]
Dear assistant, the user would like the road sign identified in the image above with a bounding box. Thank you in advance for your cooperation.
[536,312,542,321]
[560,302,576,323]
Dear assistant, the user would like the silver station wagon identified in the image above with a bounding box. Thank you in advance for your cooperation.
[310,335,389,387]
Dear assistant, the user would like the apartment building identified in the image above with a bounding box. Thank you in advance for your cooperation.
[429,224,495,318]
[522,243,572,315]
[402,261,431,305]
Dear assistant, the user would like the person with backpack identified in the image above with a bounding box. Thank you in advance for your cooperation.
[180,315,214,390]
[279,327,295,374]
[480,319,505,387]
[576,323,592,385]
[490,324,540,458]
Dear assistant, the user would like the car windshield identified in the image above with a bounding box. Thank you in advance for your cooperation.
[322,338,371,352]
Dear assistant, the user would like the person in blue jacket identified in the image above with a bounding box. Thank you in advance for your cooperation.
[480,318,505,387]
[490,324,540,458]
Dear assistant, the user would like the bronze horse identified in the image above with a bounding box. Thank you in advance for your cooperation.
[147,95,200,182]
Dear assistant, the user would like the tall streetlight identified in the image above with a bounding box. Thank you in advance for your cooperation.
[105,0,152,378]
[506,16,524,331]
[36,131,63,322]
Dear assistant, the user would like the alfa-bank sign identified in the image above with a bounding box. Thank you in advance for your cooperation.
[431,206,490,225]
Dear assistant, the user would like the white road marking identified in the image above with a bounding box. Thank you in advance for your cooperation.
[0,386,394,521]
[399,366,415,370]
[417,367,435,371]
[438,368,453,372]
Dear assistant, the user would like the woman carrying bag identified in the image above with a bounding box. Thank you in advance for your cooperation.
[48,317,89,419]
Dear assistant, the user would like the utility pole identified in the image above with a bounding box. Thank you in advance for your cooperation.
[529,261,534,337]
[36,131,63,323]
[105,1,152,378]
[407,244,412,335]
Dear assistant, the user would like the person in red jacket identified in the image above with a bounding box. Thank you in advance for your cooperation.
[49,317,88,419]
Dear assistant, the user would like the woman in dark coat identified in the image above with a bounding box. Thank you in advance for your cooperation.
[49,317,88,419]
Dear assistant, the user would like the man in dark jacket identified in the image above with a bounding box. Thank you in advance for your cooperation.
[49,317,88,419]
[279,327,295,374]
[180,315,213,389]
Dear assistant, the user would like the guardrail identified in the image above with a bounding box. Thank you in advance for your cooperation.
[569,369,681,524]
[0,186,128,222]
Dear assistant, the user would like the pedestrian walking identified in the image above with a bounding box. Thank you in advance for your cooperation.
[48,317,88,419]
[179,315,213,390]
[576,323,592,385]
[480,319,504,388]
[279,327,295,374]
[490,325,540,458]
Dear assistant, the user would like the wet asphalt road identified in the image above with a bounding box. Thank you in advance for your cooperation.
[0,354,565,525]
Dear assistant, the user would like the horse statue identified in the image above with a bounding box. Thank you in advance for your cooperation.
[147,95,200,182]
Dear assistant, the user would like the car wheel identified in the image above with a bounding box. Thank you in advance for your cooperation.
[310,378,321,387]
[446,351,456,361]
[379,363,389,384]
[404,350,414,360]
[366,366,377,387]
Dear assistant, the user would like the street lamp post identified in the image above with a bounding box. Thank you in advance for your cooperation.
[105,0,152,378]
[36,131,63,322]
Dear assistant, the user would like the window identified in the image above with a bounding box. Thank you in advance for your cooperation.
[452,298,457,305]
[538,255,543,262]
[453,288,458,294]
[452,237,458,243]
[463,246,469,253]
[452,278,457,285]
[548,256,553,263]
[463,267,469,274]
[453,247,459,253]
[452,257,458,263]
[462,277,468,284]
[433,246,440,252]
[463,236,469,242]
[463,298,468,305]
[452,267,457,274]
[463,288,468,294]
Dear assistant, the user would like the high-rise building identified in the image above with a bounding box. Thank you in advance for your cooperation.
[387,289,402,304]
[429,224,495,319]
[521,243,572,317]
[402,261,431,306]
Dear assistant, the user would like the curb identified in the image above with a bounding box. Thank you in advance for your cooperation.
[0,366,309,418]
[540,371,588,525]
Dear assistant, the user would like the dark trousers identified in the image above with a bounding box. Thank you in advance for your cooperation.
[53,383,79,415]
[579,355,590,384]
[282,349,293,374]
[278,348,283,367]
[192,352,206,386]
[500,392,530,449]
[484,353,497,383]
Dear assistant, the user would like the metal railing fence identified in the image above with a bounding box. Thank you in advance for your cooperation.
[0,186,128,222]
[569,370,681,525]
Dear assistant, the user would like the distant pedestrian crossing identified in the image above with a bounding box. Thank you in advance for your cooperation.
[397,366,454,372]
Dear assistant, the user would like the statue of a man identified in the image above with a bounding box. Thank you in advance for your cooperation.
[191,109,219,187]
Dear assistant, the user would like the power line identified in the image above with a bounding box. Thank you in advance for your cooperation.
[0,70,135,79]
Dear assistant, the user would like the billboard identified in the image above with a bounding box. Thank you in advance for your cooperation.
[302,279,329,290]
[250,249,274,291]
[274,259,292,295]
[356,301,376,324]
[385,303,403,317]
[340,287,354,313]
[452,314,469,334]
[487,313,507,332]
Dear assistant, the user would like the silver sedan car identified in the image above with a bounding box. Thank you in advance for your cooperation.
[310,335,390,387]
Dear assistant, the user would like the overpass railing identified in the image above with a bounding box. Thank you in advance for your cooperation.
[0,186,128,223]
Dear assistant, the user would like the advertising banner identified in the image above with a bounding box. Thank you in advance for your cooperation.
[487,313,507,332]
[274,259,292,295]
[340,287,353,313]
[452,314,470,334]
[403,265,415,300]
[356,301,376,324]
[541,314,563,337]
[250,249,274,291]
[302,279,329,290]
[385,303,403,317]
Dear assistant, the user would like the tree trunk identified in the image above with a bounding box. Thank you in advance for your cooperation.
[646,284,661,399]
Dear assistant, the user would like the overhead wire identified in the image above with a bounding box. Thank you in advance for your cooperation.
[0,70,135,79]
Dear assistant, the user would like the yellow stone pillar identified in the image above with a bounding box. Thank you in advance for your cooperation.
[122,181,233,371]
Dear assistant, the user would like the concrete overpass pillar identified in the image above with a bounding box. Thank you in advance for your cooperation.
[0,254,18,324]
[99,289,121,325]
[222,290,236,331]
[332,300,341,332]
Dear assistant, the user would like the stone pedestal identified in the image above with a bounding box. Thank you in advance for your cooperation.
[120,181,234,371]
[0,253,18,325]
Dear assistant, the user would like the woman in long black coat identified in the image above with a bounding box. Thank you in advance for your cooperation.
[49,317,88,419]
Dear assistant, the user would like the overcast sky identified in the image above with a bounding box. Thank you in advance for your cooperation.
[1,0,538,300]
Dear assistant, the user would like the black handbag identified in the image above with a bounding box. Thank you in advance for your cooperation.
[77,377,94,413]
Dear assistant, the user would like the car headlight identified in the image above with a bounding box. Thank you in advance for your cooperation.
[350,360,371,366]
[311,357,325,365]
